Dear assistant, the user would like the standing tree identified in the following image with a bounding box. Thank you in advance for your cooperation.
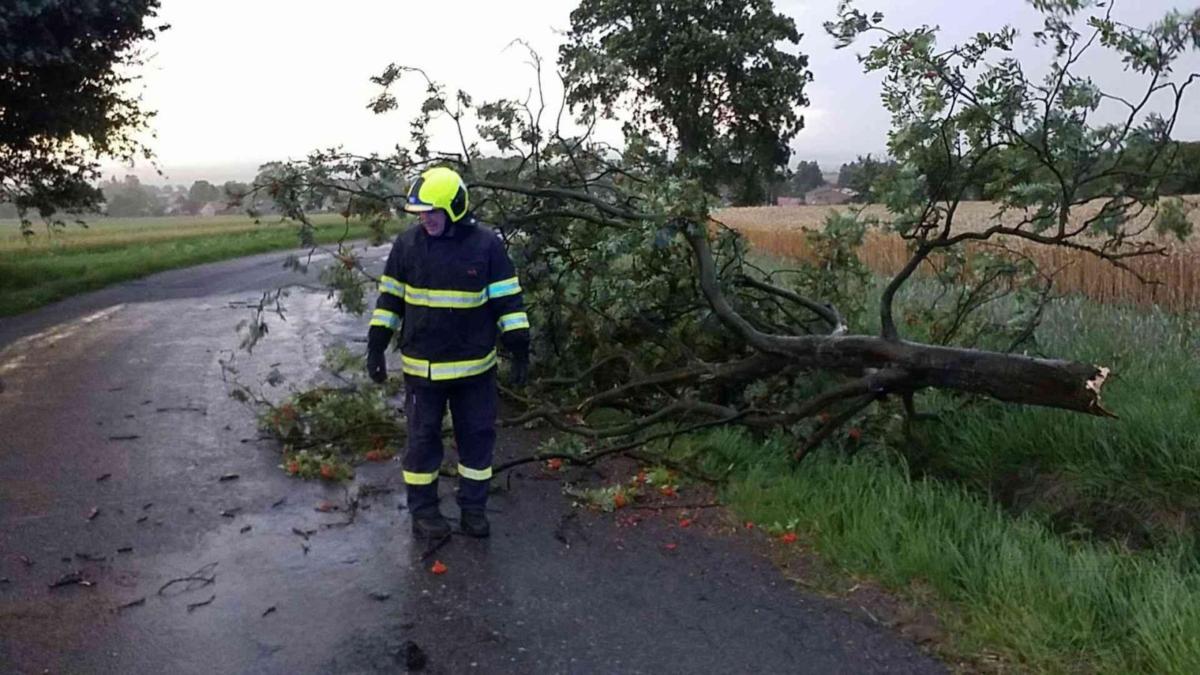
[0,1,165,230]
[185,179,221,214]
[102,175,157,217]
[1163,141,1200,195]
[780,160,826,197]
[559,0,812,205]
[837,154,898,201]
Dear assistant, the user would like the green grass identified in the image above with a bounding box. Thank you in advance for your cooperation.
[0,215,397,316]
[677,428,1200,673]
[902,300,1200,550]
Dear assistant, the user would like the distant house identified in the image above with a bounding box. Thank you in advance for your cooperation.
[805,186,858,205]
[776,196,805,207]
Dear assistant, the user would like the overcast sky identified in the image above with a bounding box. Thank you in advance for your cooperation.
[113,0,1200,185]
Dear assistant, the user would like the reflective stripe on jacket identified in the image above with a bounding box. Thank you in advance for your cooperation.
[367,214,529,382]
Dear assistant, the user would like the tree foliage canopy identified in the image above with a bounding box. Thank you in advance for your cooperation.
[559,0,812,205]
[777,160,825,198]
[0,0,164,227]
[837,154,898,200]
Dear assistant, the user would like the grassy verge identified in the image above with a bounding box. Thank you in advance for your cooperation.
[896,298,1200,551]
[659,287,1200,671]
[0,215,396,316]
[680,430,1200,673]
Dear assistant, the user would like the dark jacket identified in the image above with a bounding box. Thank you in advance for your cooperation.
[367,214,530,384]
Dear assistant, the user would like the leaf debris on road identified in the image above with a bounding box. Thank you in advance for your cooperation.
[115,597,146,612]
[49,571,92,589]
[86,507,100,521]
[156,406,207,414]
[186,594,216,612]
[158,562,217,596]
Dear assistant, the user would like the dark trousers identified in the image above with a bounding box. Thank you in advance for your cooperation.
[403,370,497,516]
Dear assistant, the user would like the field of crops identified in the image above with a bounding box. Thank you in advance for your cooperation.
[718,198,1200,312]
[0,213,350,253]
[0,214,387,316]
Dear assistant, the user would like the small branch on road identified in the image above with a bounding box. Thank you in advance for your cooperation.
[186,594,216,612]
[158,562,218,596]
[114,597,146,612]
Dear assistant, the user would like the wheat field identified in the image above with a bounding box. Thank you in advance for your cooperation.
[717,199,1200,312]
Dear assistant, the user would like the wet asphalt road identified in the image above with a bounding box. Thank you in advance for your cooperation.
[0,248,944,674]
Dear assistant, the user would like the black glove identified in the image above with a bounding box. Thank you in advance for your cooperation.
[366,350,387,384]
[508,354,529,387]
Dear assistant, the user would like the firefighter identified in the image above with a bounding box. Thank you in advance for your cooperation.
[365,166,530,539]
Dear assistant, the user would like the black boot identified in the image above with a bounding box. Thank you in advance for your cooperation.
[459,510,490,538]
[411,511,451,539]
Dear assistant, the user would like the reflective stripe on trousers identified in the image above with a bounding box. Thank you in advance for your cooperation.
[402,370,497,515]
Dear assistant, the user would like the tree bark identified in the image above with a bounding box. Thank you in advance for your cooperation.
[686,228,1114,417]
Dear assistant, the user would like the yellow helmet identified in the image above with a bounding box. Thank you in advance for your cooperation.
[404,166,469,222]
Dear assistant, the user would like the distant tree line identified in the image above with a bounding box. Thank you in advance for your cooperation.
[0,172,279,220]
[2,142,1195,221]
[770,155,898,202]
[775,141,1200,205]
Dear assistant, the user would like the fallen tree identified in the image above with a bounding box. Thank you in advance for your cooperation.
[240,0,1197,468]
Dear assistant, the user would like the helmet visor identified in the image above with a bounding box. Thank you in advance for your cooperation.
[403,176,434,213]
[403,200,435,213]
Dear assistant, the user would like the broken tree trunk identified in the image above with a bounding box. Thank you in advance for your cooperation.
[686,228,1113,418]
